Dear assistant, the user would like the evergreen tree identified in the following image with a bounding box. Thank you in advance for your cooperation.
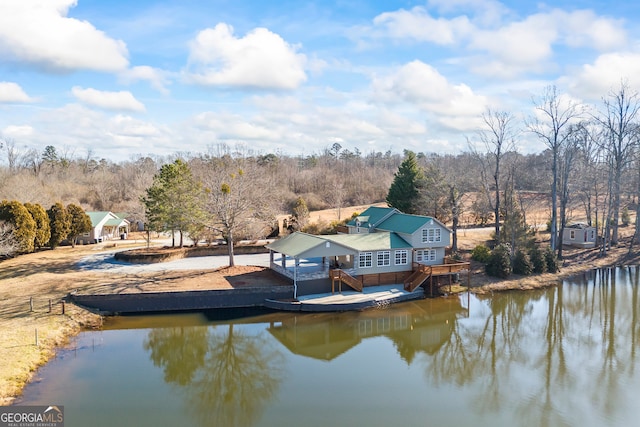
[485,243,512,278]
[386,150,424,214]
[0,200,36,253]
[529,245,547,274]
[66,204,93,247]
[24,202,51,250]
[512,249,533,275]
[544,247,560,273]
[142,159,205,247]
[47,202,71,249]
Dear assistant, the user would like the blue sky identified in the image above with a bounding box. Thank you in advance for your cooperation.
[1,0,640,161]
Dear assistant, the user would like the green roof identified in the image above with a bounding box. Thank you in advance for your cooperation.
[266,231,411,257]
[323,232,411,251]
[376,213,436,234]
[86,211,126,227]
[266,232,328,256]
[346,206,396,228]
[86,211,111,227]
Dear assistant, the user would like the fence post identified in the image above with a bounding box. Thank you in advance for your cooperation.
[35,328,38,347]
[29,297,33,312]
[61,301,65,315]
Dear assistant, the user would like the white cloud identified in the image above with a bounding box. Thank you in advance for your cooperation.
[373,6,473,45]
[555,9,626,51]
[370,5,628,80]
[25,104,174,159]
[192,111,282,141]
[119,66,171,95]
[371,60,487,129]
[185,23,307,90]
[0,0,128,72]
[72,87,146,112]
[566,52,640,100]
[2,125,34,138]
[0,82,33,103]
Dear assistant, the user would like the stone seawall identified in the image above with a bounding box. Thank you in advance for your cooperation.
[69,286,293,315]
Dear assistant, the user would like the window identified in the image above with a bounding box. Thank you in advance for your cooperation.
[590,230,595,240]
[377,251,391,267]
[395,250,408,265]
[570,230,576,240]
[422,228,441,243]
[416,249,436,263]
[358,252,372,268]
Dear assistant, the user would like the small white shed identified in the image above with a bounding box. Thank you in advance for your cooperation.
[562,223,596,248]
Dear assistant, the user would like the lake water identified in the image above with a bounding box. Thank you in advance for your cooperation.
[16,266,640,427]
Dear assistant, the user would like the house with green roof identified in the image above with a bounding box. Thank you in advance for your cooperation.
[78,211,130,244]
[266,206,454,297]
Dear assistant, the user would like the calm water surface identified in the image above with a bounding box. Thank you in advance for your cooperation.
[17,267,640,427]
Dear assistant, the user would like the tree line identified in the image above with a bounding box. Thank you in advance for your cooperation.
[0,200,92,256]
[2,83,640,264]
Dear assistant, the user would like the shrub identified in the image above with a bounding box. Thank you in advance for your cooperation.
[485,244,512,278]
[529,245,547,274]
[544,247,560,273]
[471,244,491,263]
[0,200,37,253]
[512,249,533,276]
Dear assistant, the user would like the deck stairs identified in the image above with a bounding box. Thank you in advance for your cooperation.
[404,264,431,292]
[330,269,363,292]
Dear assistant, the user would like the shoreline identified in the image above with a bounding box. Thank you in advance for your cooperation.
[3,239,639,405]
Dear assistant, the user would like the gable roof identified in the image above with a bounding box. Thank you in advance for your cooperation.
[322,232,411,251]
[86,211,129,227]
[266,231,412,257]
[346,205,451,235]
[266,232,355,258]
[377,212,447,234]
[346,206,398,229]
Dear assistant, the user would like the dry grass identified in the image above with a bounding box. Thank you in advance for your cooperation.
[1,199,638,404]
[0,244,287,405]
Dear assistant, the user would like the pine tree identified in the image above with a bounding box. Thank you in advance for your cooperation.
[141,159,205,247]
[47,202,71,249]
[386,151,424,214]
[0,200,36,253]
[67,204,93,247]
[24,203,51,250]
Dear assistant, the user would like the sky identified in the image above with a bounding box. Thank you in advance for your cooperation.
[1,0,640,162]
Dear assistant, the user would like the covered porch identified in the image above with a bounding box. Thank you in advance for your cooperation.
[266,233,357,298]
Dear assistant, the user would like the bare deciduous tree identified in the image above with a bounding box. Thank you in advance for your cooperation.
[471,109,518,243]
[527,86,584,251]
[593,81,640,246]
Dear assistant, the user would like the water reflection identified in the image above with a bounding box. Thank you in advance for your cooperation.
[143,323,284,427]
[20,267,640,427]
[267,298,468,363]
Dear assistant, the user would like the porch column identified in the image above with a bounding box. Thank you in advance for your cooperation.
[293,257,299,299]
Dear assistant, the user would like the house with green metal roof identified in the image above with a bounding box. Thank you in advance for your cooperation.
[78,211,130,244]
[266,206,453,297]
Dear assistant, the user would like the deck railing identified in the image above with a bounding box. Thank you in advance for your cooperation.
[404,264,431,292]
[330,269,363,293]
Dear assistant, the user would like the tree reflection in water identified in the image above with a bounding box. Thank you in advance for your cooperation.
[423,266,640,427]
[144,324,284,427]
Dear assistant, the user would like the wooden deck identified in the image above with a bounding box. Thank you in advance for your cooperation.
[331,261,471,296]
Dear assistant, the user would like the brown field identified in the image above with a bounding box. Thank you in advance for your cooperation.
[1,199,639,404]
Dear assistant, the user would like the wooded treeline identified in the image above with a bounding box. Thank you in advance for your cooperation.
[2,83,640,260]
